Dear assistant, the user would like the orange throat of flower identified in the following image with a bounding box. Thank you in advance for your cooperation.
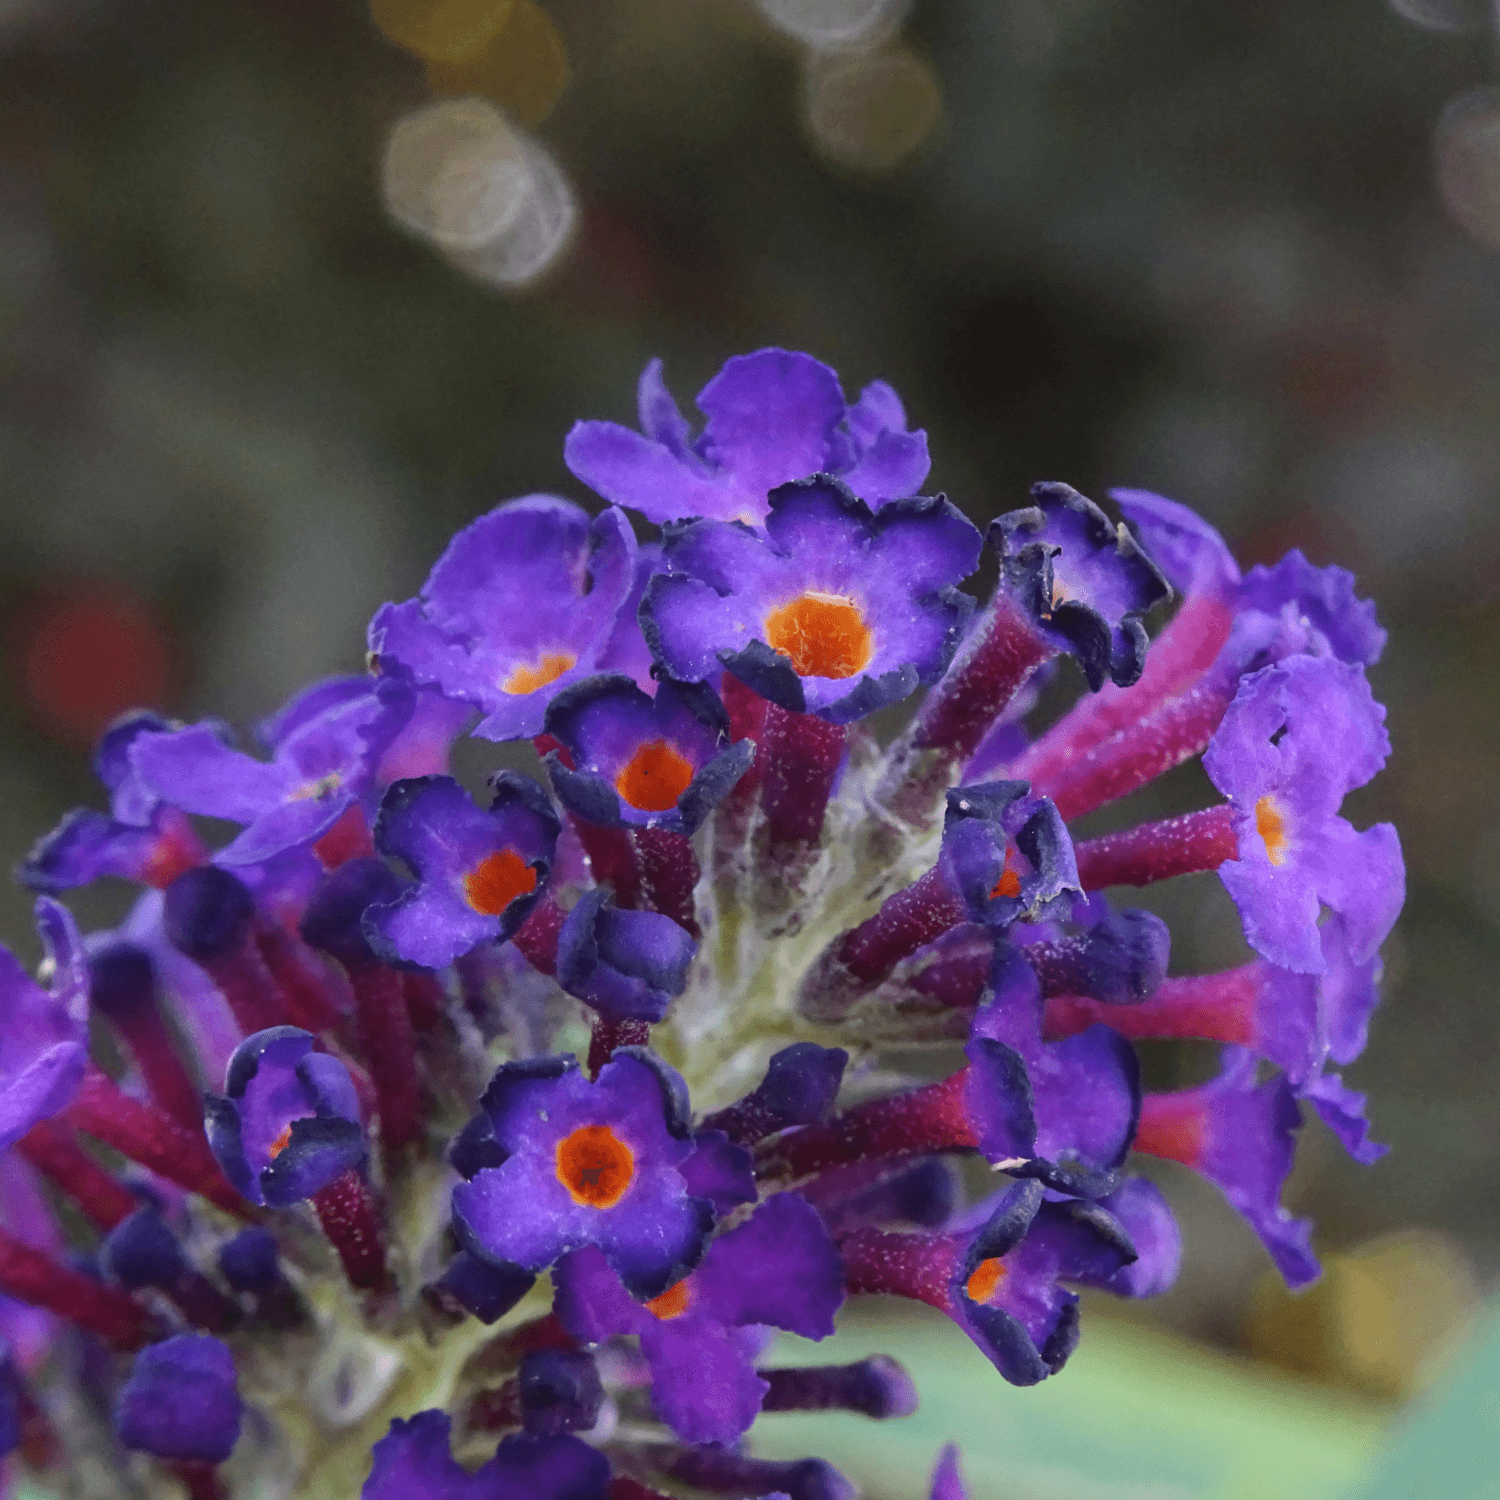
[614,739,695,813]
[464,847,538,916]
[965,1256,1007,1305]
[1255,794,1290,867]
[763,591,873,679]
[645,1280,691,1320]
[503,652,576,696]
[555,1124,635,1209]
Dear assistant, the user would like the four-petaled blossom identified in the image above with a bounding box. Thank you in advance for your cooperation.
[642,476,981,722]
[368,496,638,742]
[566,348,930,526]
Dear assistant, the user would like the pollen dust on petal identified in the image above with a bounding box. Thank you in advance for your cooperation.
[267,1124,294,1159]
[965,1257,1007,1304]
[614,739,695,812]
[645,1280,691,1320]
[1255,794,1290,867]
[503,652,576,696]
[555,1124,635,1208]
[464,847,538,915]
[763,592,873,679]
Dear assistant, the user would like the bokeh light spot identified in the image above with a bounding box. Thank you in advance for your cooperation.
[426,0,570,131]
[17,584,172,743]
[1436,89,1500,252]
[804,46,942,175]
[383,98,578,286]
[371,0,516,65]
[755,0,909,50]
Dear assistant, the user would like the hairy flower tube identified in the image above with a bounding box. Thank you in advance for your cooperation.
[0,349,1402,1500]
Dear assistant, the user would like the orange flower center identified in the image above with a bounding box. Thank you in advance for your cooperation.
[555,1124,635,1208]
[644,1280,691,1320]
[503,652,576,696]
[614,739,695,813]
[267,1124,294,1159]
[990,847,1023,901]
[965,1257,1007,1305]
[1255,794,1289,867]
[464,848,538,915]
[763,592,873,679]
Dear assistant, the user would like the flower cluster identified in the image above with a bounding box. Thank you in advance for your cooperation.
[0,349,1402,1500]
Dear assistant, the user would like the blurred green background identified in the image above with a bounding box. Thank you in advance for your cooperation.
[0,0,1496,1494]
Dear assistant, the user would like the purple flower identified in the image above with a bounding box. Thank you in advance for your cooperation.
[517,1348,605,1437]
[1090,1177,1183,1298]
[203,1027,366,1207]
[20,712,208,896]
[128,682,413,867]
[368,496,638,742]
[565,349,930,526]
[114,1334,242,1464]
[1203,654,1404,974]
[941,784,1079,929]
[451,1051,714,1299]
[641,476,981,723]
[700,1043,848,1145]
[968,942,1141,1198]
[0,898,89,1155]
[840,1178,1135,1386]
[554,1191,843,1445]
[217,1228,282,1293]
[1135,1047,1319,1288]
[257,678,476,786]
[991,483,1170,690]
[556,890,697,1025]
[929,1446,967,1500]
[362,1409,609,1500]
[430,1250,537,1326]
[544,675,754,834]
[365,773,561,969]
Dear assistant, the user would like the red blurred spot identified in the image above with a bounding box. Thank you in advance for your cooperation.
[16,584,171,742]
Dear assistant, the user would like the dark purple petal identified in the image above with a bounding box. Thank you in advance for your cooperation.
[518,1348,605,1436]
[557,891,697,1025]
[362,1410,469,1500]
[114,1334,242,1464]
[701,1043,848,1145]
[929,1446,967,1500]
[692,1191,844,1337]
[677,1130,757,1213]
[990,483,1170,690]
[1089,1178,1182,1298]
[640,1318,768,1444]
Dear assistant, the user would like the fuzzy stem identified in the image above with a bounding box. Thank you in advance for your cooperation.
[1009,593,1235,784]
[1133,1090,1209,1167]
[511,896,565,975]
[0,1226,149,1348]
[311,1169,388,1292]
[838,867,965,986]
[196,939,288,1037]
[573,818,644,908]
[98,1000,203,1135]
[1044,968,1259,1045]
[346,964,421,1155]
[311,806,375,868]
[1030,674,1238,822]
[587,1016,650,1079]
[402,972,447,1032]
[774,1071,974,1179]
[169,1461,227,1500]
[837,1226,954,1309]
[62,1068,247,1218]
[759,705,847,849]
[631,827,700,936]
[254,922,345,1033]
[16,1121,140,1232]
[1074,805,1238,889]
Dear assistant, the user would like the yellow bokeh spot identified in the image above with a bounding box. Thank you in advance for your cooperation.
[426,0,570,131]
[371,0,516,65]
